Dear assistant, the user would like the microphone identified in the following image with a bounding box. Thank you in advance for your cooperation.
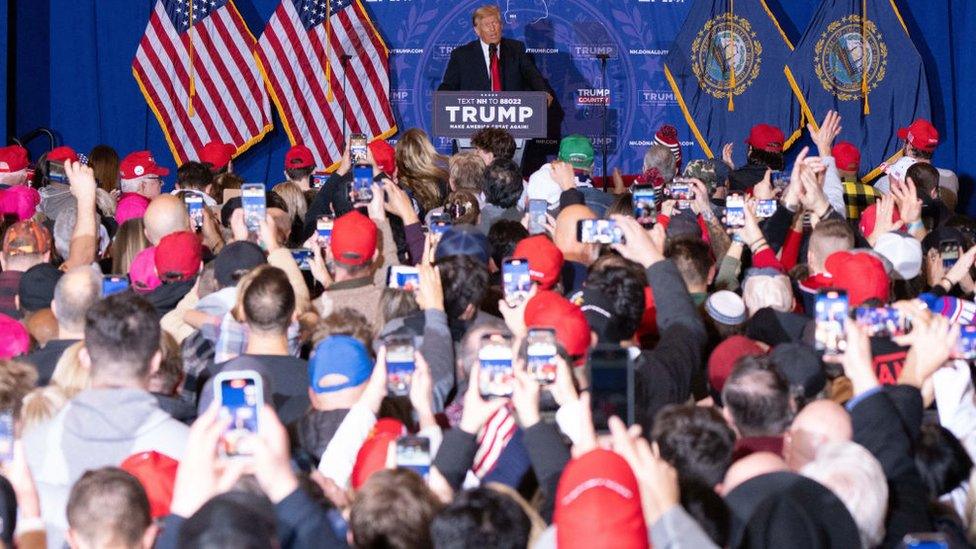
[339,54,353,62]
[595,53,610,61]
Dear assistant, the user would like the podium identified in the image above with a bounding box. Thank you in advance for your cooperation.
[432,91,549,164]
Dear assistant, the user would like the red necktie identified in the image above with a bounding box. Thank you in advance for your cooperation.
[489,44,501,91]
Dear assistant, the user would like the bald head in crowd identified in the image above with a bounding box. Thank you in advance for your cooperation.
[143,195,190,245]
[555,204,598,265]
[53,266,102,340]
[721,451,789,496]
[783,399,853,471]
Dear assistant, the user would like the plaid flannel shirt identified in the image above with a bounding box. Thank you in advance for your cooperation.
[842,180,881,221]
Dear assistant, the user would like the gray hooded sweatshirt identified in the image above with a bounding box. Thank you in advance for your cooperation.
[23,387,188,545]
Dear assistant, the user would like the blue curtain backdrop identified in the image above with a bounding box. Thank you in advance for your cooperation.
[6,0,976,213]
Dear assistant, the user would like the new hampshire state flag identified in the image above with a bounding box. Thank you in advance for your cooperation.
[664,0,800,159]
[785,0,931,181]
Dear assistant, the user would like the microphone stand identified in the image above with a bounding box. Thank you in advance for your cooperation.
[340,54,353,141]
[596,53,610,190]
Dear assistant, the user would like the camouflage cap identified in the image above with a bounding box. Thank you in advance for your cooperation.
[2,220,52,257]
[683,159,727,193]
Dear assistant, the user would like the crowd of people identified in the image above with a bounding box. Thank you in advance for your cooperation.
[0,111,971,548]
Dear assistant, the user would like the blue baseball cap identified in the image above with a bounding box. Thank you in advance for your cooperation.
[434,224,490,264]
[308,335,373,394]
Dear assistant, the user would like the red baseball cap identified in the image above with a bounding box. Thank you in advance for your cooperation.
[825,251,889,306]
[368,140,396,176]
[0,314,29,359]
[351,418,404,490]
[0,186,41,221]
[120,150,170,179]
[198,141,235,171]
[554,449,648,549]
[331,210,377,266]
[285,145,314,170]
[857,202,903,239]
[0,146,28,173]
[897,118,939,153]
[513,235,564,290]
[708,335,766,394]
[525,290,591,359]
[832,141,860,173]
[47,146,79,164]
[120,451,178,519]
[155,231,202,282]
[746,124,785,153]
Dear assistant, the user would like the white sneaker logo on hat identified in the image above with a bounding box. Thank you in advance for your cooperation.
[134,166,145,176]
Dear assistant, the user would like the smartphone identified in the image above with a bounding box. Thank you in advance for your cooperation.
[290,248,312,270]
[385,336,415,397]
[815,289,849,355]
[396,435,431,480]
[351,165,374,206]
[387,265,420,291]
[955,326,976,360]
[526,328,558,385]
[902,533,949,549]
[214,371,263,458]
[854,306,910,338]
[576,219,624,245]
[479,333,514,399]
[588,345,634,433]
[351,133,368,165]
[770,170,790,190]
[528,199,549,235]
[185,194,204,230]
[502,258,532,307]
[312,172,329,189]
[0,412,13,462]
[241,183,266,235]
[725,193,746,228]
[430,211,452,235]
[668,178,694,208]
[941,240,961,270]
[316,215,334,247]
[755,199,778,219]
[632,185,657,226]
[102,274,130,297]
[47,160,68,184]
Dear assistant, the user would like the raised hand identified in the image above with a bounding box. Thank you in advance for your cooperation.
[458,362,508,435]
[415,261,444,312]
[610,215,665,268]
[891,178,922,227]
[809,110,842,157]
[608,416,680,527]
[722,143,735,169]
[251,406,299,503]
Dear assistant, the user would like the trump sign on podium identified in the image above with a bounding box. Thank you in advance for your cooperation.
[433,91,549,139]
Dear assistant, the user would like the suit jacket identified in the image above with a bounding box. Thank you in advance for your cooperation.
[438,37,547,92]
[850,386,933,547]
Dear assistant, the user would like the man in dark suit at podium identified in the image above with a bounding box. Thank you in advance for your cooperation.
[438,4,551,103]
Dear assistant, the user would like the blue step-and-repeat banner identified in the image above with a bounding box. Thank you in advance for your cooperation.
[370,0,693,171]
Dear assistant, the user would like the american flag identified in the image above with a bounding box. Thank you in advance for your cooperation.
[256,0,397,170]
[132,0,273,164]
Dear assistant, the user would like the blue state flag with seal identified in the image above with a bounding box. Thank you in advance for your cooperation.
[785,0,931,181]
[664,0,801,160]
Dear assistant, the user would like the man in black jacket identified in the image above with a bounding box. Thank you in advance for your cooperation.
[610,216,709,435]
[438,4,549,98]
